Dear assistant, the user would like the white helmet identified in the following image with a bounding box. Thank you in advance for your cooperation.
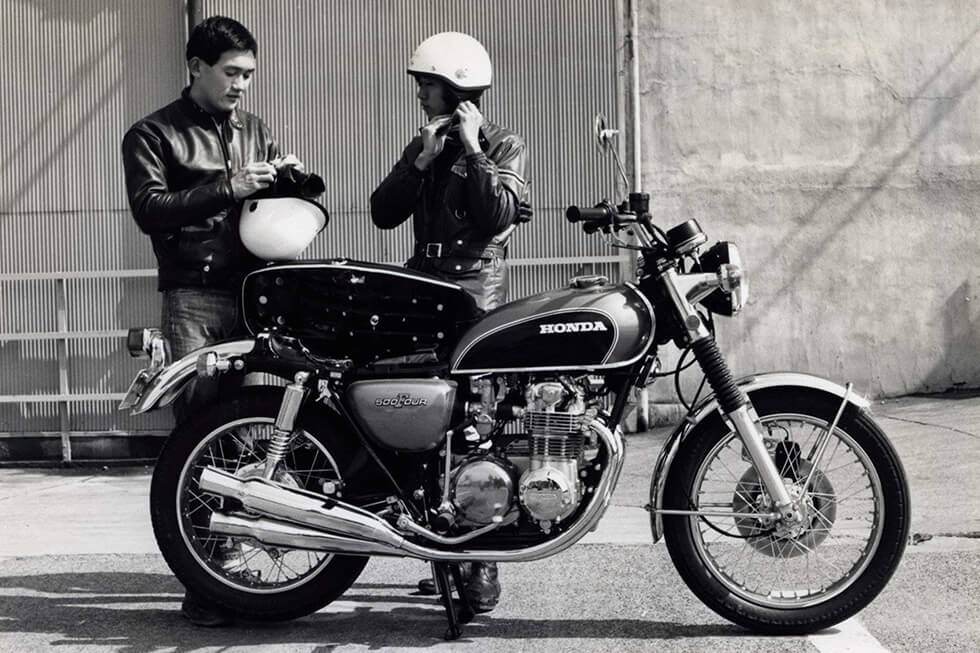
[407,32,492,91]
[240,197,327,260]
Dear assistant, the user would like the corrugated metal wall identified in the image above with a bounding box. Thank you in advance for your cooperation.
[0,0,183,440]
[0,0,623,453]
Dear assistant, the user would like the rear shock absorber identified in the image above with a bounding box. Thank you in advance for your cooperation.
[263,371,310,479]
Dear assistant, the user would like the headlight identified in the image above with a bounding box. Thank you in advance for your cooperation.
[697,242,749,316]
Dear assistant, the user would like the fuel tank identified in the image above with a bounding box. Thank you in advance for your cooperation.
[451,279,654,374]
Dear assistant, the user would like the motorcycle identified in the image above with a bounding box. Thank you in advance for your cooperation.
[120,116,909,640]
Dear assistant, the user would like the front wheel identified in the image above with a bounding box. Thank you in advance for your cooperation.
[662,388,910,633]
[150,386,369,622]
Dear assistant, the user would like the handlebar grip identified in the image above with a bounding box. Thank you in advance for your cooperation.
[565,202,615,223]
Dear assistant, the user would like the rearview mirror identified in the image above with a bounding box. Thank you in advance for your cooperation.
[593,113,619,152]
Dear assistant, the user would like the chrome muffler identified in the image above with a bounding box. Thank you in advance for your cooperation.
[199,467,408,550]
[201,419,625,563]
[209,512,401,556]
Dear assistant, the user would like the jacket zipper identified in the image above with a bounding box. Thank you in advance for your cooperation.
[212,116,233,179]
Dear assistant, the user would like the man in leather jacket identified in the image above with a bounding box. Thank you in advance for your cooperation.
[121,15,301,628]
[370,31,529,614]
[371,32,528,313]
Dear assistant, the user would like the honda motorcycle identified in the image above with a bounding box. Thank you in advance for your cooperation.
[120,117,909,639]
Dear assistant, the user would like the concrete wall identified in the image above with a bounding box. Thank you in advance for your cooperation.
[636,1,980,398]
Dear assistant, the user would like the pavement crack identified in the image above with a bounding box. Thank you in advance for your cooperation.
[879,414,979,439]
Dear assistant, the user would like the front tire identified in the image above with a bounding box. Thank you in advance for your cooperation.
[150,386,369,622]
[663,388,910,633]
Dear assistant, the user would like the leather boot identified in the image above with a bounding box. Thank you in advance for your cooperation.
[417,562,469,595]
[181,591,233,627]
[463,562,500,613]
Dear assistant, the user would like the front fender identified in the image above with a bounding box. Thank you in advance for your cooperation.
[127,339,257,414]
[647,372,871,542]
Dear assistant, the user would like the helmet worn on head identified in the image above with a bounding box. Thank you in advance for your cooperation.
[407,32,492,91]
[240,197,328,260]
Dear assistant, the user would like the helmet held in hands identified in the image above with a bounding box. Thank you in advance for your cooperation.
[240,197,328,260]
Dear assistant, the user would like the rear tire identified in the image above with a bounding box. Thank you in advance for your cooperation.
[662,388,909,633]
[150,386,369,622]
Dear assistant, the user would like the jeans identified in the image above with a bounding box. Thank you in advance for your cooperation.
[161,288,242,425]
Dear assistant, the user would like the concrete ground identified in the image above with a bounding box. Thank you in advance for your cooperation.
[0,394,977,651]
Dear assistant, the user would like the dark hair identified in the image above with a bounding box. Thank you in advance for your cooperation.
[414,74,483,110]
[185,16,257,65]
[444,85,483,110]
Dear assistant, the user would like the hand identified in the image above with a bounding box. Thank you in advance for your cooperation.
[455,101,484,154]
[517,199,533,224]
[230,161,276,199]
[271,153,305,172]
[415,115,452,170]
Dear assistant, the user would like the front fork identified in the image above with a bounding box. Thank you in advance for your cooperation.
[262,371,311,479]
[661,267,801,523]
[690,339,801,522]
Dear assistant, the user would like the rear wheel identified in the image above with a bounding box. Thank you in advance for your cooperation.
[663,389,909,633]
[150,386,368,622]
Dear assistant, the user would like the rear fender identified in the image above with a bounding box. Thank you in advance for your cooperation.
[647,372,871,542]
[127,339,257,414]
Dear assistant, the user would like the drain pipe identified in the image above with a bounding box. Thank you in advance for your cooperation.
[187,0,203,33]
[628,0,650,433]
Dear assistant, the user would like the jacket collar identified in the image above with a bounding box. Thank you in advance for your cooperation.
[179,87,244,129]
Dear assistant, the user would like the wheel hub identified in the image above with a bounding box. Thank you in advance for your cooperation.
[732,462,837,557]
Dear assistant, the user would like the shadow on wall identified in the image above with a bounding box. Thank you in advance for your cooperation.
[1,1,179,214]
[0,1,179,436]
[744,22,980,345]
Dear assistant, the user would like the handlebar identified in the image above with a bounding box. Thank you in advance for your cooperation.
[566,195,661,247]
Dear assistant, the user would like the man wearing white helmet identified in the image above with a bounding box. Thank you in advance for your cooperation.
[371,31,529,312]
[371,31,530,613]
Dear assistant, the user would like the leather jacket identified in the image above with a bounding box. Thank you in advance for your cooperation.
[122,88,279,290]
[370,121,528,307]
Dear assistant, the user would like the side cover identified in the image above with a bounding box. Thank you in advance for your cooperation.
[242,260,481,365]
[451,281,654,373]
[345,379,458,452]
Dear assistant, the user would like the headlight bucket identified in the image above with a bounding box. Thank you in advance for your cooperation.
[697,242,749,316]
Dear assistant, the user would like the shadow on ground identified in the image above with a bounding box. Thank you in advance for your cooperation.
[0,570,746,651]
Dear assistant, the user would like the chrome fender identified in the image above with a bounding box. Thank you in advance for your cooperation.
[647,372,871,542]
[127,339,256,414]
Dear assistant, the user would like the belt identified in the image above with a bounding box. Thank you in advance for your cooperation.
[416,242,505,259]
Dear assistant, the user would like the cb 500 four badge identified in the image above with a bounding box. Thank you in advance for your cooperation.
[375,393,428,408]
[539,320,609,334]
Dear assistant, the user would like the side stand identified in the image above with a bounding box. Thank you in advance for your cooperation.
[432,561,475,640]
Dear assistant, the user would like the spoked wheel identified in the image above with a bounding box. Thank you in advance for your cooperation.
[151,386,368,622]
[663,389,909,633]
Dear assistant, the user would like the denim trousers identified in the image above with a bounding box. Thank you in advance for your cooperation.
[161,288,242,425]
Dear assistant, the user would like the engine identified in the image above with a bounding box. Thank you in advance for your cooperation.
[447,377,595,534]
[518,381,588,530]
